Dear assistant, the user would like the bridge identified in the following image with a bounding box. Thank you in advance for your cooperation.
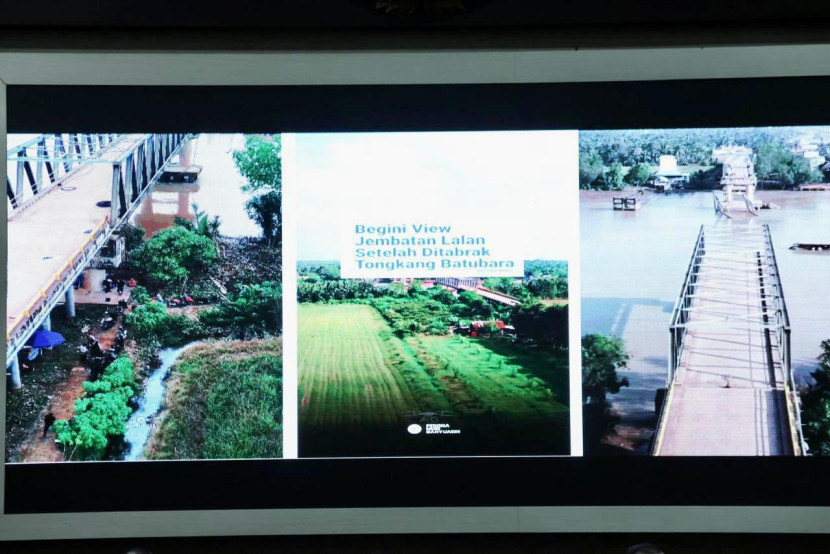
[6,133,189,388]
[434,277,522,307]
[653,224,806,456]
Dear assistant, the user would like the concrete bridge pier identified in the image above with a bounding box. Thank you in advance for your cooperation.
[41,313,52,331]
[8,358,22,389]
[65,287,76,319]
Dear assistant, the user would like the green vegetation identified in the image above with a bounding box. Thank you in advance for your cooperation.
[299,304,442,429]
[120,222,146,252]
[801,340,830,456]
[754,142,823,187]
[151,340,282,460]
[625,162,655,187]
[580,127,826,190]
[581,334,630,403]
[232,135,282,194]
[198,281,282,339]
[233,135,282,246]
[4,306,109,462]
[126,301,201,347]
[174,203,222,241]
[245,192,281,247]
[131,225,218,287]
[298,303,569,457]
[53,357,139,460]
[129,285,151,305]
[581,333,630,455]
[298,261,569,345]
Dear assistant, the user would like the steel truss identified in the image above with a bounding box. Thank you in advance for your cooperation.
[662,223,806,455]
[6,133,189,368]
[7,134,123,215]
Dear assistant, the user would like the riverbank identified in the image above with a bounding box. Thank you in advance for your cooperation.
[148,339,283,460]
[580,189,830,454]
[5,305,109,462]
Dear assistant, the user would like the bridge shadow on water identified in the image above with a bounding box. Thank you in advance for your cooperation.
[580,297,675,339]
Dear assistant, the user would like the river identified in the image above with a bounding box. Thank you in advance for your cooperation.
[580,190,830,451]
[122,343,198,461]
[133,133,260,239]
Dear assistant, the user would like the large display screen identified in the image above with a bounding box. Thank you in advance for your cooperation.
[6,124,829,470]
[3,80,830,527]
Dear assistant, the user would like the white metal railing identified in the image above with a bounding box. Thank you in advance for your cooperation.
[7,134,123,216]
[6,133,190,366]
[660,224,806,455]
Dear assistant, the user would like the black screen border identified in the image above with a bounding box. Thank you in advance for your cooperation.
[5,78,830,515]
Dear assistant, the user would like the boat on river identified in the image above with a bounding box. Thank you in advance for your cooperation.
[789,243,830,253]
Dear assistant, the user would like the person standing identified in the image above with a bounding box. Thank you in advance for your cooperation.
[117,279,125,295]
[43,412,56,438]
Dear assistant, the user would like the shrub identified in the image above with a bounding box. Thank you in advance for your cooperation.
[127,302,202,346]
[130,285,151,305]
[54,357,138,459]
[130,226,218,287]
[199,281,282,339]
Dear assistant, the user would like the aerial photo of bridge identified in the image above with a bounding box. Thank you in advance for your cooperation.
[6,133,284,463]
[579,125,830,456]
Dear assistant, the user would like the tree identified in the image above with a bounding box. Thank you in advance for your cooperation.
[233,135,282,195]
[581,333,630,404]
[526,276,568,299]
[511,302,568,346]
[579,150,605,189]
[601,162,627,190]
[581,333,630,454]
[131,226,218,287]
[624,162,654,187]
[245,191,282,247]
[755,141,823,188]
[192,203,222,240]
[120,223,146,252]
[801,340,830,456]
[450,291,493,319]
[199,281,282,339]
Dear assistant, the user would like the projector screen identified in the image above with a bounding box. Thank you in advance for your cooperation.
[2,77,830,538]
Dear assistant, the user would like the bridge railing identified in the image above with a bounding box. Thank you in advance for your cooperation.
[6,216,111,367]
[110,134,188,226]
[760,224,806,455]
[7,134,121,216]
[667,225,705,386]
[6,133,190,367]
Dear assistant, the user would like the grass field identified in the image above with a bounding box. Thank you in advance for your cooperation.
[150,339,282,460]
[298,303,569,457]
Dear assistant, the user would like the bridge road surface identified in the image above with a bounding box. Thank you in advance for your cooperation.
[656,227,793,456]
[6,135,148,338]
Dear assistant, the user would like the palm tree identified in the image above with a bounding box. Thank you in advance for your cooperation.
[191,203,222,241]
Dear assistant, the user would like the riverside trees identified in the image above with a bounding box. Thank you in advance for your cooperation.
[233,135,282,246]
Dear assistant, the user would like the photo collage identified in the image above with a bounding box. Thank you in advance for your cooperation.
[4,127,830,462]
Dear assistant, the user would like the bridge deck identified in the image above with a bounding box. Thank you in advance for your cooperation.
[6,135,147,337]
[656,226,793,456]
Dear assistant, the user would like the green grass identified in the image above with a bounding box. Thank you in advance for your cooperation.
[412,334,569,417]
[151,339,282,460]
[298,303,570,456]
[299,304,449,427]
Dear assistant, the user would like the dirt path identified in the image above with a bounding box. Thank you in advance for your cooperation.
[17,366,90,462]
[16,317,125,463]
